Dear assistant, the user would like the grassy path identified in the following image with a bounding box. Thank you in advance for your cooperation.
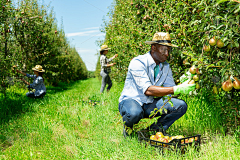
[0,78,239,159]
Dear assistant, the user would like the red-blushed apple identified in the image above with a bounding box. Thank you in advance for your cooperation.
[150,135,157,141]
[196,68,201,75]
[155,132,164,139]
[157,137,168,147]
[203,45,210,52]
[222,79,233,92]
[233,77,240,89]
[181,138,189,144]
[189,65,196,74]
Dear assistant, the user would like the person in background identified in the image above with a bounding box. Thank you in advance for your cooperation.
[16,65,46,98]
[118,32,196,137]
[99,45,118,94]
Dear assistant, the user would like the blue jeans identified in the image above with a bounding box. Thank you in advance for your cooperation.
[118,97,187,130]
[26,92,46,99]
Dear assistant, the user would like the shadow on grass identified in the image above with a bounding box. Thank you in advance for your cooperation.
[0,79,89,150]
[0,80,86,124]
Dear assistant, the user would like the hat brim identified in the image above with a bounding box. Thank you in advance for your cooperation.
[99,48,111,51]
[145,41,178,47]
[32,68,45,72]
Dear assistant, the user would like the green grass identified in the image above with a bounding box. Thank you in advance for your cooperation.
[0,78,239,159]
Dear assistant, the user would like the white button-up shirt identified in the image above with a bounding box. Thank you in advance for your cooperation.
[119,52,176,106]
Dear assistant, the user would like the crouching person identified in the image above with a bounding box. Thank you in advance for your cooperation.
[16,65,46,99]
[118,32,195,137]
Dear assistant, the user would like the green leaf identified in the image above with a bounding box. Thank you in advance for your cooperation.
[168,101,174,107]
[234,4,240,13]
[220,68,227,78]
[206,64,215,70]
[210,25,216,29]
[216,0,229,5]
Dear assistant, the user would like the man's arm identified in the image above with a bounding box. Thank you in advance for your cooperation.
[145,86,174,97]
[16,69,27,76]
[20,78,30,85]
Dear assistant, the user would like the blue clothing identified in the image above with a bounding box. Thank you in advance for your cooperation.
[118,97,187,130]
[119,52,176,106]
[26,74,46,97]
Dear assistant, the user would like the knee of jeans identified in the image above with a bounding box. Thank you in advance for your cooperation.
[179,100,187,113]
[129,110,143,123]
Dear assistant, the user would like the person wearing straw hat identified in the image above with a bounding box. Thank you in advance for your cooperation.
[99,44,118,94]
[118,32,196,137]
[16,65,46,98]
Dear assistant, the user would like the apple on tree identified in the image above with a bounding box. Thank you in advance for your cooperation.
[209,37,216,46]
[222,78,233,92]
[203,45,210,52]
[232,77,240,89]
[216,39,224,48]
[189,65,196,74]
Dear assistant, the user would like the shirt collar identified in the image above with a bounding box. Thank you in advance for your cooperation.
[147,51,156,67]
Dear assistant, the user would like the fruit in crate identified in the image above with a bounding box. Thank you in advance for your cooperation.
[164,136,170,140]
[188,138,195,143]
[155,132,164,139]
[157,137,168,147]
[150,135,157,141]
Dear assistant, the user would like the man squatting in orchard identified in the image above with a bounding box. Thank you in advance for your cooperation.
[118,32,196,137]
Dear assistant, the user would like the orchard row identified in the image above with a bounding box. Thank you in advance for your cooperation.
[96,0,240,127]
[0,0,88,94]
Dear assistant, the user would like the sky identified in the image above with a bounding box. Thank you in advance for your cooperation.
[36,0,114,71]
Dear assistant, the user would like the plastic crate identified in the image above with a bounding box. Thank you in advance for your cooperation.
[137,129,201,154]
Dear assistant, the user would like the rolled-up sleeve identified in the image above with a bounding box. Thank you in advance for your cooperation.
[129,59,152,94]
[26,74,36,79]
[106,56,114,63]
[163,67,176,87]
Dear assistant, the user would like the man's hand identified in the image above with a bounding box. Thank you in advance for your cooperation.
[110,63,116,66]
[173,81,196,95]
[114,54,118,58]
[21,78,30,85]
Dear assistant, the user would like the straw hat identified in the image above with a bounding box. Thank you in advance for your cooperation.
[145,32,178,47]
[32,65,45,72]
[99,45,111,51]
